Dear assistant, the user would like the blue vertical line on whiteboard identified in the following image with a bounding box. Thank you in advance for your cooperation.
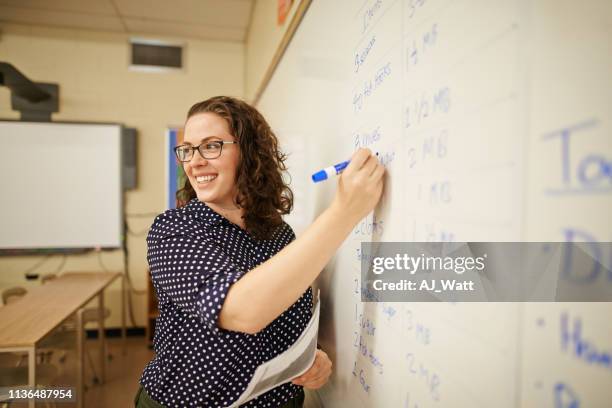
[168,129,178,209]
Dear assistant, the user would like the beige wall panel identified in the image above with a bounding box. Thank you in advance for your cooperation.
[0,23,244,328]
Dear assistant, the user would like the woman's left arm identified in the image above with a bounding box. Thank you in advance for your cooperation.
[291,349,332,389]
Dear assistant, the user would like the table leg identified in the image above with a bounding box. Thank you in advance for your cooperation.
[121,273,127,355]
[76,309,84,408]
[98,293,106,384]
[27,346,35,408]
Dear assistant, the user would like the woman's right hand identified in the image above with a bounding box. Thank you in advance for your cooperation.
[219,148,385,334]
[331,148,385,223]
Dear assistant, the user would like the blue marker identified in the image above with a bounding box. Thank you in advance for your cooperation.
[312,153,379,182]
[312,160,350,182]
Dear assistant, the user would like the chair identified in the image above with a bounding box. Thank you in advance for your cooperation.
[1,287,27,305]
[0,353,58,408]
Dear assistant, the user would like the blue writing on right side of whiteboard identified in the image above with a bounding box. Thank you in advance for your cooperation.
[560,312,612,372]
[542,118,612,194]
[554,382,580,408]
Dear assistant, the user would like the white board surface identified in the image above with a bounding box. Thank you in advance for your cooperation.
[258,0,612,407]
[0,121,123,249]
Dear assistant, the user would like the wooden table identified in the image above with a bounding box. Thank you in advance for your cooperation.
[0,271,124,408]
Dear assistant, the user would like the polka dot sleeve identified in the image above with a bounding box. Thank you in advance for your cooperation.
[147,215,246,334]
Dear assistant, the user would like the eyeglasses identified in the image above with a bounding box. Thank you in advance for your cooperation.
[174,140,237,162]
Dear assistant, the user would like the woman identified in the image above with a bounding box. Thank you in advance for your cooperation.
[136,96,384,407]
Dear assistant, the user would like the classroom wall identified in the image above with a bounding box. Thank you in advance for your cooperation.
[0,22,244,328]
[245,0,301,102]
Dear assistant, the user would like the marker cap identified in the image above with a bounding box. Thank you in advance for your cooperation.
[311,170,328,182]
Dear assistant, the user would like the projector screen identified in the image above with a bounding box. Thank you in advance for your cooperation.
[0,121,123,250]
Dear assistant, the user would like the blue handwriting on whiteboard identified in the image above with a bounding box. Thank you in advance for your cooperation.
[405,87,451,128]
[554,382,580,408]
[355,334,384,375]
[406,23,438,70]
[355,36,377,73]
[405,309,432,345]
[353,62,392,113]
[352,361,372,394]
[359,313,377,336]
[381,303,397,321]
[361,285,381,302]
[407,129,449,171]
[560,312,612,372]
[378,150,396,167]
[406,0,427,20]
[562,228,611,284]
[422,129,448,161]
[429,180,452,205]
[354,214,385,236]
[356,247,377,263]
[354,126,382,150]
[542,118,611,194]
[362,0,383,34]
[424,223,455,242]
[375,63,392,87]
[405,352,441,401]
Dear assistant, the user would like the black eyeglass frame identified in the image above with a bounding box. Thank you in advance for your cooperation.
[174,140,237,162]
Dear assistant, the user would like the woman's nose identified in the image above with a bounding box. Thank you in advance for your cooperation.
[190,150,209,166]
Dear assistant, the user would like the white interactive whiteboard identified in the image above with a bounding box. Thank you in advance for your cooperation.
[0,121,123,249]
[258,0,612,407]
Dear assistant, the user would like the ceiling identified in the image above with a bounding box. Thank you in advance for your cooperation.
[0,0,255,42]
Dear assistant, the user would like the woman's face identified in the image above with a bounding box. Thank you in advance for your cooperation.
[183,112,240,208]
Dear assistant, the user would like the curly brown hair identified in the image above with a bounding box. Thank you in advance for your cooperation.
[176,96,293,240]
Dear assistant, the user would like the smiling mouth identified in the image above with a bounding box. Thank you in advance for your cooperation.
[196,175,217,184]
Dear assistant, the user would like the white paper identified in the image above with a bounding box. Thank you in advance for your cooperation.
[227,295,321,407]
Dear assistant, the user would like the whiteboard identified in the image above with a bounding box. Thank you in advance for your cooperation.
[0,121,123,249]
[258,0,612,407]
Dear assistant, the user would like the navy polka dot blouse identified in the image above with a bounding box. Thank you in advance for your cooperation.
[139,198,313,407]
